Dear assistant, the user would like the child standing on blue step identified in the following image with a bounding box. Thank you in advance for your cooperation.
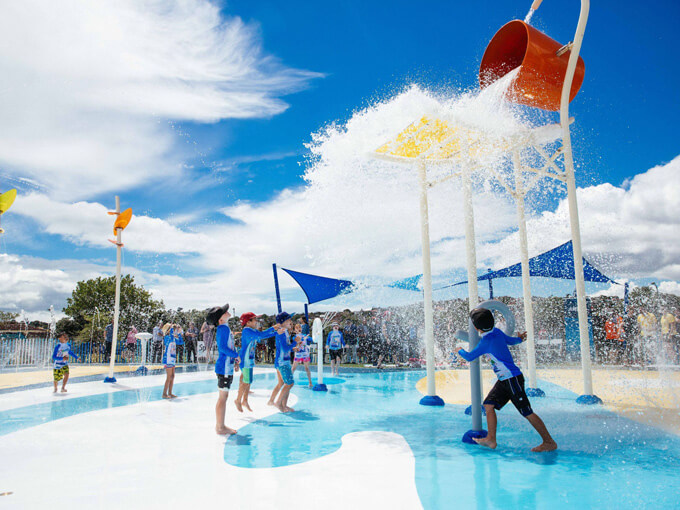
[52,332,78,393]
[456,308,557,452]
[207,303,238,435]
[235,312,282,412]
[273,312,296,413]
[162,323,177,399]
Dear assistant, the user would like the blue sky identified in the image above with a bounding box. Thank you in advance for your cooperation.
[0,0,678,318]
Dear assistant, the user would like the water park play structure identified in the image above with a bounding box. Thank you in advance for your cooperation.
[373,0,599,441]
[104,196,133,384]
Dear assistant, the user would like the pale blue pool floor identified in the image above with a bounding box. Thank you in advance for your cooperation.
[2,370,679,509]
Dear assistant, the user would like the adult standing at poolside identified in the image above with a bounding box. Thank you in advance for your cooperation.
[104,321,113,362]
[152,321,163,363]
[185,322,199,363]
[200,321,215,362]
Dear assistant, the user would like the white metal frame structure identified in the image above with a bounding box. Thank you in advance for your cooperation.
[528,0,599,403]
[373,116,563,410]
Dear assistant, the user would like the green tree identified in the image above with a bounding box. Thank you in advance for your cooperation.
[63,275,164,337]
[0,310,19,322]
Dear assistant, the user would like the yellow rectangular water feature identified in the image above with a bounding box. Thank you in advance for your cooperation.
[375,115,511,164]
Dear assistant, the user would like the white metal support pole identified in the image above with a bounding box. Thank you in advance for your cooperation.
[106,196,122,383]
[418,160,443,405]
[511,151,541,395]
[560,0,599,402]
[461,169,483,424]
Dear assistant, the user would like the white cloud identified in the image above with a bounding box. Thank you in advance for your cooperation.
[13,193,207,254]
[0,0,319,198]
[481,156,680,281]
[0,254,105,315]
[659,281,680,297]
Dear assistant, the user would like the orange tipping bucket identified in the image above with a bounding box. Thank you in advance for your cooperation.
[479,20,585,111]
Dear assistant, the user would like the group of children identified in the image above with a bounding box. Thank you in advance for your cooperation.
[51,301,557,451]
[206,306,320,435]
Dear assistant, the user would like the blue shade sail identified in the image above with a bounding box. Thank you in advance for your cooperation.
[281,268,355,304]
[452,241,616,287]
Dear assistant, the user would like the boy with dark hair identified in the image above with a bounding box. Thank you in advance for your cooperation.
[52,332,78,393]
[207,303,238,435]
[457,307,557,452]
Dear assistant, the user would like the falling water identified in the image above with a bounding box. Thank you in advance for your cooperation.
[524,9,535,24]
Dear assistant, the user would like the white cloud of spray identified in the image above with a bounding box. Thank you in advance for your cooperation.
[3,82,680,316]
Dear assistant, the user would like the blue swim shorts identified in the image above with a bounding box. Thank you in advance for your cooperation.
[278,364,294,385]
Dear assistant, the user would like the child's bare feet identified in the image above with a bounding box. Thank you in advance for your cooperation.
[169,394,178,398]
[308,384,313,388]
[248,390,254,395]
[162,394,170,399]
[531,441,557,452]
[234,401,243,412]
[473,437,497,449]
[275,402,285,412]
[243,401,253,412]
[53,389,57,393]
[215,426,237,435]
[267,400,276,406]
[284,406,295,413]
[61,388,67,393]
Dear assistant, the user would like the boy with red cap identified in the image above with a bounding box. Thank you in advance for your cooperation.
[234,312,282,412]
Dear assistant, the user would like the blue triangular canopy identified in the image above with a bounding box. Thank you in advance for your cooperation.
[388,274,423,291]
[454,241,616,286]
[281,268,355,304]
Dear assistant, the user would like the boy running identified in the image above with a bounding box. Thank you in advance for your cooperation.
[457,308,557,452]
[207,303,239,435]
[235,312,281,412]
[52,332,78,393]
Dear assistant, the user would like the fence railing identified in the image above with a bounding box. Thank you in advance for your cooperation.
[0,337,219,369]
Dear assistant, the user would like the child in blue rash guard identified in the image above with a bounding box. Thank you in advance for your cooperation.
[162,323,177,399]
[457,308,557,452]
[292,323,314,388]
[272,312,296,413]
[267,312,294,407]
[52,332,78,393]
[234,312,282,413]
[206,304,238,435]
[327,323,345,376]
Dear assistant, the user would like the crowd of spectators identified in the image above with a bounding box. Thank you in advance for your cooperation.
[86,292,680,369]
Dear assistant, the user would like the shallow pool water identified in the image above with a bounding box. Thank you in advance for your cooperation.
[2,370,680,509]
[225,370,680,509]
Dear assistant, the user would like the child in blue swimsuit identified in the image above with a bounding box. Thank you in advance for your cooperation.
[162,323,177,399]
